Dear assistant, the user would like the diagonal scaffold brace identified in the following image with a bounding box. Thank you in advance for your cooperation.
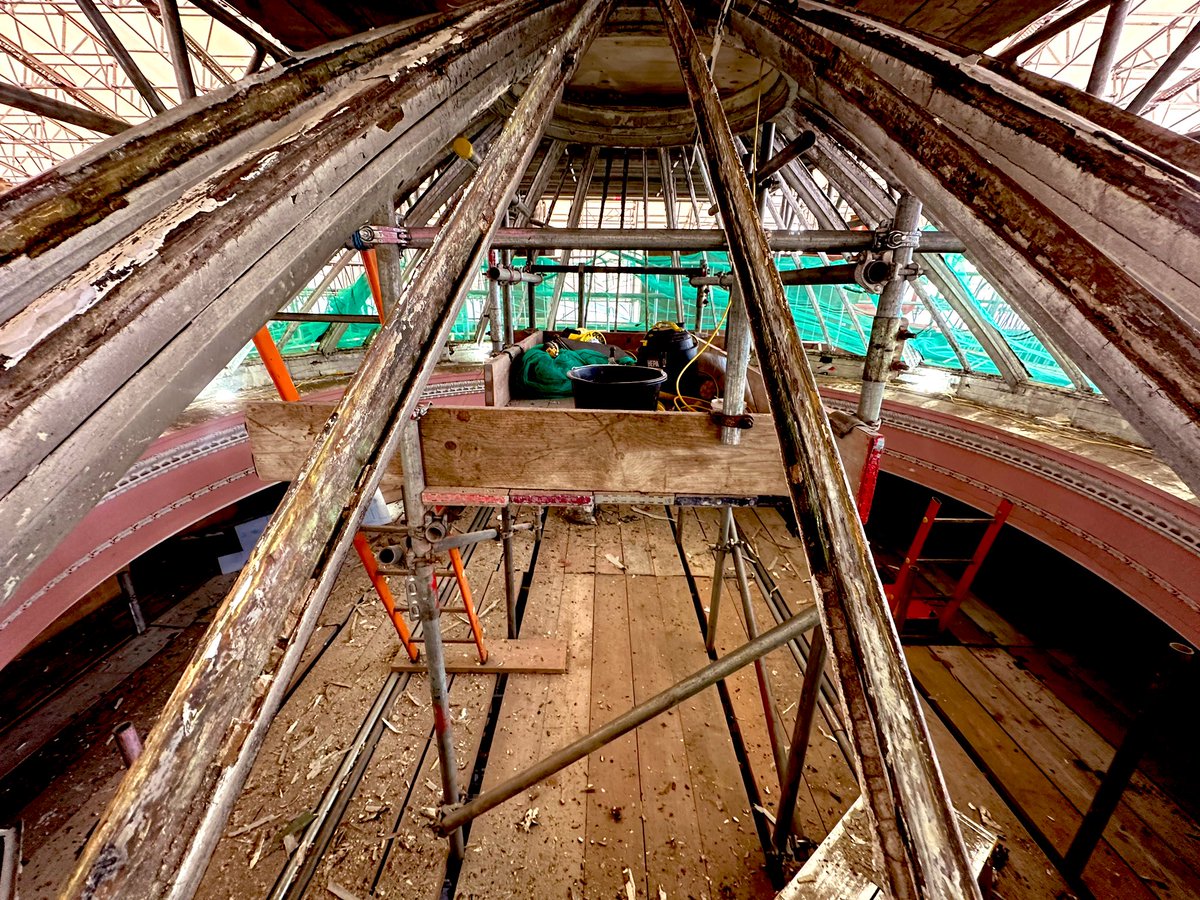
[64,1,613,897]
[655,0,982,897]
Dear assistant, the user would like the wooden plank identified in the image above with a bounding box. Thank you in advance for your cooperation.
[564,514,598,575]
[627,575,711,899]
[390,638,567,673]
[906,645,1157,900]
[482,330,541,407]
[616,507,655,577]
[655,575,775,899]
[425,407,789,496]
[927,644,1200,899]
[584,574,646,896]
[456,541,598,897]
[640,508,685,577]
[245,403,789,498]
[972,646,1200,883]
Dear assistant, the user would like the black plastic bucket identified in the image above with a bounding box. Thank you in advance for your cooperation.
[566,364,667,411]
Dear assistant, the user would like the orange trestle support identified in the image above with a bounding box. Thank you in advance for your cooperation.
[354,533,420,661]
[251,326,300,402]
[360,249,387,323]
[448,547,488,664]
[253,324,414,659]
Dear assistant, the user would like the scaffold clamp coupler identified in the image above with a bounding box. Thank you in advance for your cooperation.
[711,411,754,430]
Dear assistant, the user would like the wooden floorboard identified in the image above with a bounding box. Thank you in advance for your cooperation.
[628,574,712,899]
[584,573,647,896]
[907,645,1157,900]
[456,514,595,897]
[929,645,1200,898]
[655,575,776,899]
[972,644,1200,872]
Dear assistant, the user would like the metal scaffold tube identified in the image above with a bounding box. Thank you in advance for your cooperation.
[436,604,821,834]
[656,0,981,896]
[63,1,611,895]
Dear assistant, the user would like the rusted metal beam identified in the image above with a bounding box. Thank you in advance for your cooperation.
[995,0,1112,63]
[1125,21,1200,115]
[158,0,197,99]
[734,0,1200,495]
[1086,0,1131,97]
[62,2,607,896]
[0,0,576,614]
[658,0,981,896]
[74,0,169,114]
[0,83,130,135]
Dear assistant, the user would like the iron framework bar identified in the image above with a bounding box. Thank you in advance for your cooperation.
[437,604,821,834]
[0,82,129,135]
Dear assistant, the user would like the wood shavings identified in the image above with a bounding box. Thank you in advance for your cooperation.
[381,718,402,734]
[517,807,540,832]
[623,866,637,899]
[248,832,268,869]
[752,804,776,826]
[228,813,277,837]
[604,553,626,570]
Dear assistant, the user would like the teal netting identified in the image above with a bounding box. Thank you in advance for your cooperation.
[252,273,381,358]
[262,248,1082,392]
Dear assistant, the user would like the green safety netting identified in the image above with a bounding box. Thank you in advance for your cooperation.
[258,246,1081,392]
[251,273,381,358]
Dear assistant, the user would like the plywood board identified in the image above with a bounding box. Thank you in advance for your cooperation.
[422,407,789,496]
[246,402,790,498]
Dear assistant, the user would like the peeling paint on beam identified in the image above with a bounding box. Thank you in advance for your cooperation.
[0,2,547,328]
[62,1,610,895]
[0,1,575,609]
[734,0,1200,496]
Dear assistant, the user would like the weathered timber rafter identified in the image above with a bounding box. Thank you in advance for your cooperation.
[659,0,981,896]
[0,0,576,611]
[62,1,609,896]
[0,3,542,326]
[732,0,1200,495]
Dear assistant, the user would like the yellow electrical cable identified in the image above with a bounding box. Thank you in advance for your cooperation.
[673,300,731,411]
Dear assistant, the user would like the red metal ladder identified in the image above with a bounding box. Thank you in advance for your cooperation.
[886,495,1013,632]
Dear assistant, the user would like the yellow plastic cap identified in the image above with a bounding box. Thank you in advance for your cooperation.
[452,136,474,161]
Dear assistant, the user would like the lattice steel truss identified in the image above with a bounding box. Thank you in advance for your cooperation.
[995,0,1200,132]
[0,0,262,180]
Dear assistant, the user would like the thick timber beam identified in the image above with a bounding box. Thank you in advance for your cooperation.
[733,0,1200,495]
[63,1,608,896]
[0,0,575,609]
[0,5,539,327]
[659,0,981,897]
